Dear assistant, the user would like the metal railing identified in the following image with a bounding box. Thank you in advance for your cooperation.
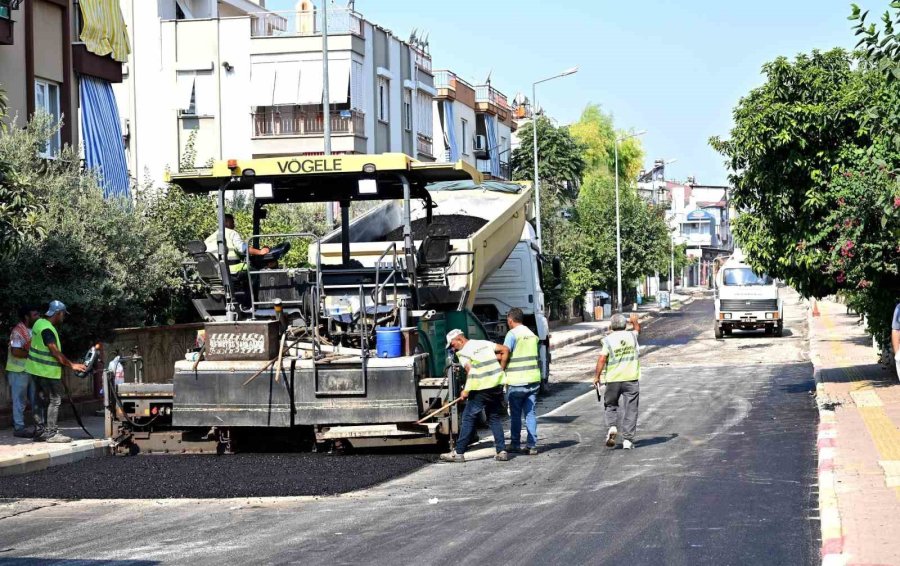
[413,47,432,73]
[250,8,364,38]
[416,133,433,157]
[434,70,456,90]
[475,85,510,109]
[252,108,365,137]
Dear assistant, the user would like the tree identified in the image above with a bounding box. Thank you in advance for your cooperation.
[569,104,643,183]
[511,116,585,201]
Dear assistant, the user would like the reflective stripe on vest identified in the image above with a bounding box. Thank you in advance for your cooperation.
[601,330,640,383]
[25,319,62,379]
[205,228,245,274]
[461,341,505,391]
[505,325,541,386]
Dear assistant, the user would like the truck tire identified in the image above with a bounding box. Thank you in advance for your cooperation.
[539,343,551,394]
[714,323,723,339]
[724,325,733,336]
[765,325,774,336]
[774,321,784,337]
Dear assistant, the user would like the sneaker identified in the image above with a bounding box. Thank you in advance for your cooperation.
[605,426,618,448]
[45,433,72,444]
[623,439,634,450]
[495,450,509,462]
[13,428,33,438]
[439,451,465,463]
[525,446,538,456]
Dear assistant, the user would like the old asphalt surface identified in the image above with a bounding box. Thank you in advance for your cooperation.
[0,293,818,565]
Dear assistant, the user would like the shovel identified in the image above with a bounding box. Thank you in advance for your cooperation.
[396,396,464,434]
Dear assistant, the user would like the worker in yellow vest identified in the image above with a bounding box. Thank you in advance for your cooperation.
[204,213,270,274]
[440,329,510,463]
[6,305,40,438]
[502,307,542,455]
[593,313,642,450]
[26,301,87,443]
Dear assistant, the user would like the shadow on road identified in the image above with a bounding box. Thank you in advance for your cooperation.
[538,415,580,424]
[633,433,679,448]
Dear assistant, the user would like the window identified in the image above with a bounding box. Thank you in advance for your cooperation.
[177,70,215,116]
[377,77,389,122]
[723,268,773,286]
[403,90,412,131]
[461,118,468,154]
[0,2,9,19]
[35,79,61,157]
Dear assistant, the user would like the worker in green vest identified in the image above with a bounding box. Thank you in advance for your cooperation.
[26,300,87,443]
[440,329,510,463]
[593,313,642,450]
[6,305,40,437]
[204,213,270,274]
[502,307,542,455]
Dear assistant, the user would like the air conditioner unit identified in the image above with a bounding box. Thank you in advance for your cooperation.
[474,135,487,152]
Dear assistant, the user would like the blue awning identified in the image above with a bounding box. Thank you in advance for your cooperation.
[80,75,130,198]
[484,114,500,177]
[443,100,459,162]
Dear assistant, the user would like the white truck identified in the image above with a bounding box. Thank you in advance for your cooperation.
[714,254,783,338]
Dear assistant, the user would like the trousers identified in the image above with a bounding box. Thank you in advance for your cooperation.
[7,371,35,431]
[456,386,506,455]
[32,377,64,435]
[604,380,640,441]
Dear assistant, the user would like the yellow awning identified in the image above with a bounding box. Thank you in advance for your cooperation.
[79,0,131,63]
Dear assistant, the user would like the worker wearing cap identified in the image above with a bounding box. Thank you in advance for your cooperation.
[204,213,270,274]
[592,313,642,450]
[440,329,510,463]
[502,308,542,455]
[26,300,87,443]
[6,305,40,438]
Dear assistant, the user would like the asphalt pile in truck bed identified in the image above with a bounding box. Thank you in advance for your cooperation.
[0,453,436,499]
[377,215,488,242]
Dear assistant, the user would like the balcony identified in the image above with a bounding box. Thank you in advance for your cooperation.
[475,85,510,120]
[434,69,475,104]
[416,133,433,158]
[252,108,365,138]
[250,8,364,38]
[413,47,432,74]
[476,159,511,181]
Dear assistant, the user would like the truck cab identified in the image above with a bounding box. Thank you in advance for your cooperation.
[714,255,783,338]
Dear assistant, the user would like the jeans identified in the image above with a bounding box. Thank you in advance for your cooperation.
[32,377,64,435]
[508,382,539,448]
[455,386,506,455]
[7,371,35,431]
[604,380,640,441]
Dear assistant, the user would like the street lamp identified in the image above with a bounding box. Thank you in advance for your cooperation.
[532,66,578,251]
[615,129,646,312]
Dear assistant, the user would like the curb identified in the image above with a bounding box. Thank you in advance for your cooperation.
[809,303,847,566]
[0,439,112,477]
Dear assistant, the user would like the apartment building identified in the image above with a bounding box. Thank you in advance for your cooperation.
[432,69,515,180]
[117,0,435,187]
[664,180,733,287]
[0,0,130,196]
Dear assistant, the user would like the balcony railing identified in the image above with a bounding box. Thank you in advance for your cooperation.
[416,133,433,157]
[413,47,432,73]
[250,8,364,38]
[475,85,510,110]
[252,108,365,137]
[434,70,456,91]
[476,159,511,180]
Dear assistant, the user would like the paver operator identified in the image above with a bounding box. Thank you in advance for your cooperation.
[502,307,541,455]
[26,301,87,443]
[440,329,510,463]
[593,313,642,450]
[6,305,40,438]
[205,213,270,274]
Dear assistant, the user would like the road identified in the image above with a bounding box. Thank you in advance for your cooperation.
[0,293,818,565]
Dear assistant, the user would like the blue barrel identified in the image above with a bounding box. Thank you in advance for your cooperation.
[375,326,402,358]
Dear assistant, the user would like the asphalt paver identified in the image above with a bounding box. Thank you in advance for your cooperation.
[0,453,436,499]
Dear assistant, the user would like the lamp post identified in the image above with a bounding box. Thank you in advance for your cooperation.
[615,130,646,312]
[532,66,577,251]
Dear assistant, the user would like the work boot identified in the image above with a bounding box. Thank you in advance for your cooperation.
[495,450,509,462]
[45,433,72,444]
[605,426,618,448]
[623,439,634,450]
[13,428,33,438]
[439,451,465,463]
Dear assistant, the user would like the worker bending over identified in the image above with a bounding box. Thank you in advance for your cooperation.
[503,307,541,455]
[205,213,270,274]
[593,313,642,450]
[441,329,510,463]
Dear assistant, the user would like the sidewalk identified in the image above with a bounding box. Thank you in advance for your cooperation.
[0,416,109,477]
[811,299,900,566]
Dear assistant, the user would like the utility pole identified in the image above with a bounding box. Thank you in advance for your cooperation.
[322,2,334,229]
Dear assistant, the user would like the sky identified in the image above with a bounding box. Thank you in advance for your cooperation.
[267,0,878,185]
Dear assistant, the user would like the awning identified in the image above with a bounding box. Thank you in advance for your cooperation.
[80,75,130,198]
[298,60,323,105]
[272,61,301,105]
[250,62,276,106]
[174,71,195,111]
[78,0,131,63]
[327,59,350,104]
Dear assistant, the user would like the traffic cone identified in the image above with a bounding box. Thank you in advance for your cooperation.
[812,299,820,317]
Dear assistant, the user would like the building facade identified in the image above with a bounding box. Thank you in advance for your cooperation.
[0,0,130,196]
[117,0,435,188]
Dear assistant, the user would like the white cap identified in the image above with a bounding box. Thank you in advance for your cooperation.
[446,329,464,347]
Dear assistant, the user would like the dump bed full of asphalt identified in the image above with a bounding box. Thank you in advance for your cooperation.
[0,453,436,499]
[377,215,488,242]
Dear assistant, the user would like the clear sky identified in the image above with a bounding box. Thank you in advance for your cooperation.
[267,0,876,185]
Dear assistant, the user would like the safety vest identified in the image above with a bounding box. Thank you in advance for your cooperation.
[601,330,641,383]
[205,228,245,274]
[459,340,505,392]
[5,323,29,373]
[25,319,62,379]
[504,325,541,386]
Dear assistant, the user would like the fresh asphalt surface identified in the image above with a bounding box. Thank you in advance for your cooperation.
[0,296,818,565]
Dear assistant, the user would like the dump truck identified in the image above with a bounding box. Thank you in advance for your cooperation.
[105,154,536,454]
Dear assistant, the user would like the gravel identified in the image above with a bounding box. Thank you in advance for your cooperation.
[377,215,488,242]
[0,453,436,499]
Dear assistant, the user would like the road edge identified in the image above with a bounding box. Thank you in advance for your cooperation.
[0,440,111,477]
[808,300,846,566]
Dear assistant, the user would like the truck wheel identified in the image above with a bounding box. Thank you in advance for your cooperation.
[539,343,551,394]
[765,325,774,336]
[774,322,784,337]
[724,325,733,336]
[714,323,723,339]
